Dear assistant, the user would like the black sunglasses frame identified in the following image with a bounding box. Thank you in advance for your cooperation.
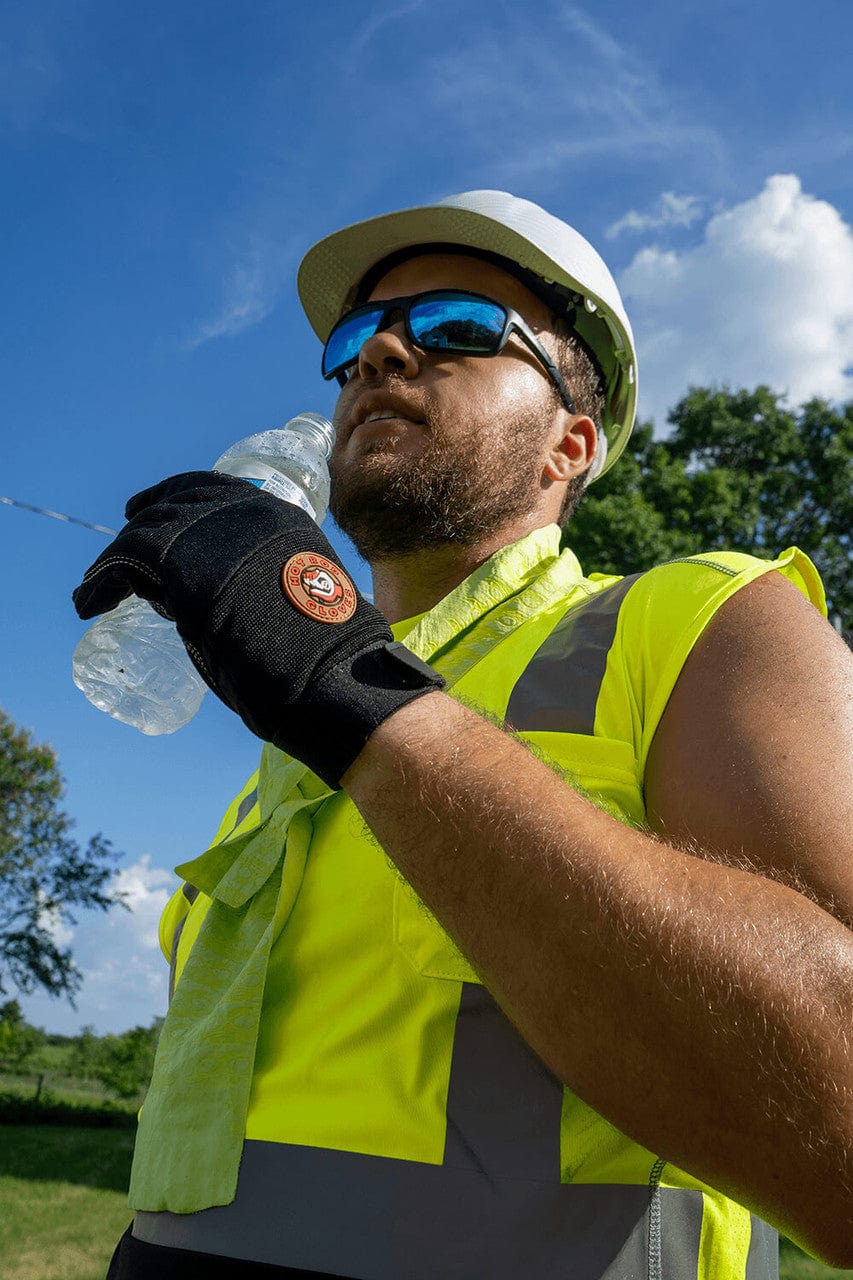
[322,289,577,415]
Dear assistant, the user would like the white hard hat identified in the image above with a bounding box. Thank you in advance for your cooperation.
[297,190,638,479]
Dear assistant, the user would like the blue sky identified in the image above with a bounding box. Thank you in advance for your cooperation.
[3,0,852,1035]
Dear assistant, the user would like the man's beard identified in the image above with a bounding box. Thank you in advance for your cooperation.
[329,398,550,562]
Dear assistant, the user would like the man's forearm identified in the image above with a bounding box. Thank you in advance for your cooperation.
[342,692,853,1266]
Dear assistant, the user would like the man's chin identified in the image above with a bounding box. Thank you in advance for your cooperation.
[330,478,451,560]
[329,433,541,560]
[338,439,422,478]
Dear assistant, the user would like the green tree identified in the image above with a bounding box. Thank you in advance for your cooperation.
[0,998,45,1068]
[0,709,127,1001]
[92,1019,163,1099]
[569,388,852,628]
[67,1024,103,1080]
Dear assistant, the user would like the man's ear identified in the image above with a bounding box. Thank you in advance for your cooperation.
[543,416,598,482]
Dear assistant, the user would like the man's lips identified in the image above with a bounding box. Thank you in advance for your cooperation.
[351,413,420,440]
[348,417,423,456]
[360,409,418,426]
[346,393,425,439]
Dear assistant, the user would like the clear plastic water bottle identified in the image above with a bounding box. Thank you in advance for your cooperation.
[72,412,335,735]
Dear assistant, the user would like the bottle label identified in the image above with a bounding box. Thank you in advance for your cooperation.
[243,474,317,521]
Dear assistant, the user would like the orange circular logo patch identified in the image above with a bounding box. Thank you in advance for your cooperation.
[281,552,357,623]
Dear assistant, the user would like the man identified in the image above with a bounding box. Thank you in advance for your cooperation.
[75,191,853,1279]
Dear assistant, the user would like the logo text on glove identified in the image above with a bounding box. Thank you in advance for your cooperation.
[282,552,357,623]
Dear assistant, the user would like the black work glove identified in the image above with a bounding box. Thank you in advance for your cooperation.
[72,471,444,787]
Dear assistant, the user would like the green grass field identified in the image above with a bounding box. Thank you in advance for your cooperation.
[1,1125,850,1280]
[0,1126,134,1280]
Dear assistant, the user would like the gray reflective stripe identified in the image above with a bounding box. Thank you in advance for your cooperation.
[746,1216,779,1280]
[506,574,643,735]
[229,787,259,837]
[443,983,562,1180]
[168,883,201,1003]
[655,1168,706,1280]
[134,1139,705,1279]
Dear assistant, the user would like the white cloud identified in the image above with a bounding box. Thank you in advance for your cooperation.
[37,894,75,949]
[421,4,725,188]
[110,855,177,952]
[606,192,703,238]
[348,0,429,60]
[619,175,853,428]
[18,855,179,1036]
[187,234,300,349]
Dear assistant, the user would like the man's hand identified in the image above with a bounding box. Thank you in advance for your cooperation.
[72,472,443,786]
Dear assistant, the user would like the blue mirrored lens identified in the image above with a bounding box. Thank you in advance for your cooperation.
[409,298,506,352]
[323,306,384,377]
[322,293,510,379]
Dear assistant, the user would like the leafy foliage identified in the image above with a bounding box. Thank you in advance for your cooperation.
[0,999,46,1068]
[569,388,852,628]
[66,1024,103,1080]
[67,1018,163,1099]
[87,1020,162,1099]
[2,1008,161,1107]
[0,710,127,1000]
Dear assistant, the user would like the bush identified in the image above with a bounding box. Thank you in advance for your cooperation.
[0,1090,137,1128]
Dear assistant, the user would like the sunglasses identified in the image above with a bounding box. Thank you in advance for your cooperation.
[322,289,577,414]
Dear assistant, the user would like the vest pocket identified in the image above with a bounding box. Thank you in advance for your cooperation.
[393,877,481,983]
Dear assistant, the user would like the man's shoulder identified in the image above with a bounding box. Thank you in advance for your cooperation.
[607,546,824,688]
[582,547,789,592]
[537,545,826,765]
[577,546,825,627]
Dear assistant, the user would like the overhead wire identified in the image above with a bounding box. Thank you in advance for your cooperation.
[0,495,117,537]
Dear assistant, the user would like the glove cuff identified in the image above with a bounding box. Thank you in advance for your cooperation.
[276,641,445,788]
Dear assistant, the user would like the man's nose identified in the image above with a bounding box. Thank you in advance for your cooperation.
[357,321,421,381]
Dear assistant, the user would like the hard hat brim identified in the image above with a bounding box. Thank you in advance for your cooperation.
[297,192,637,476]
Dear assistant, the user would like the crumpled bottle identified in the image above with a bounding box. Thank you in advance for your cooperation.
[72,412,335,735]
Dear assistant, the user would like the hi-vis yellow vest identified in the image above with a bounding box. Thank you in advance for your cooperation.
[137,526,824,1279]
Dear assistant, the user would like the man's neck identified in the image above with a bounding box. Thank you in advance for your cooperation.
[371,522,551,623]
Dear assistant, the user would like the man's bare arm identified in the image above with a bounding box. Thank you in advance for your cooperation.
[342,572,853,1267]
